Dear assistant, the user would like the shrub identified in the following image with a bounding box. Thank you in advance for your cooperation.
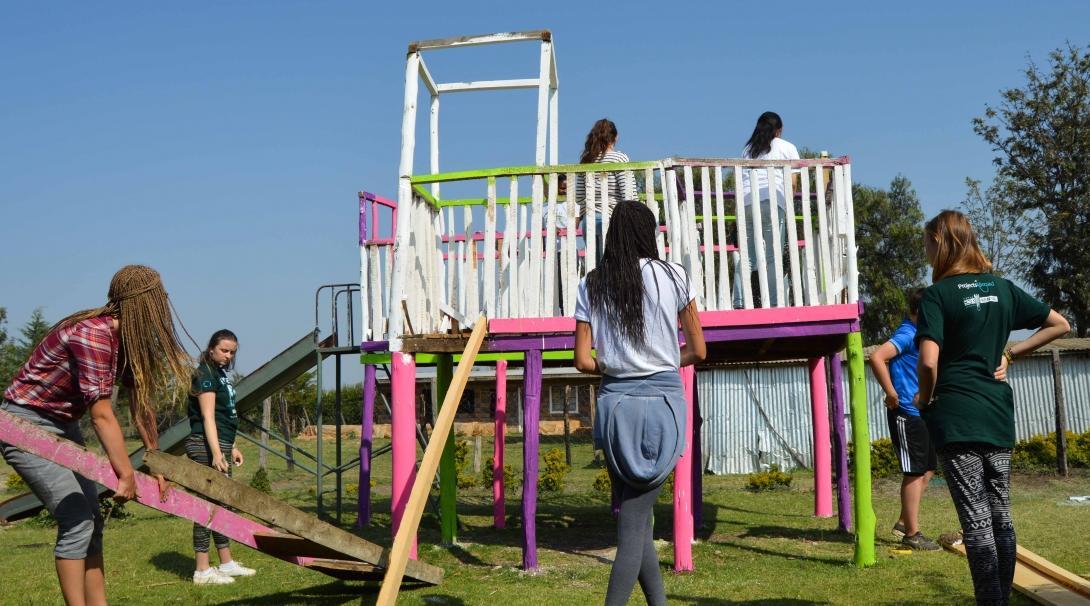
[848,438,899,479]
[100,500,133,522]
[345,483,358,496]
[480,456,522,493]
[29,508,56,528]
[1011,431,1079,470]
[5,472,27,492]
[746,464,792,491]
[1071,430,1090,468]
[249,467,272,494]
[657,471,676,503]
[593,469,612,494]
[539,448,571,493]
[453,439,477,489]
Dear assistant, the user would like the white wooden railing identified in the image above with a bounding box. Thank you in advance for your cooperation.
[362,156,858,348]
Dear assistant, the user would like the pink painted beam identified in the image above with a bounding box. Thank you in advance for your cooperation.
[674,365,695,572]
[490,317,576,334]
[808,358,833,518]
[0,410,314,568]
[493,359,507,529]
[698,304,860,328]
[391,351,418,559]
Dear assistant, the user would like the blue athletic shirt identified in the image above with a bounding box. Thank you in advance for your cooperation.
[888,319,920,416]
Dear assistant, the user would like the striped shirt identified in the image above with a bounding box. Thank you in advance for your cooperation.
[574,150,638,220]
[4,317,120,421]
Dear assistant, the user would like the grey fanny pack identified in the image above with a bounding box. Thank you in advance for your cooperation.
[594,371,687,491]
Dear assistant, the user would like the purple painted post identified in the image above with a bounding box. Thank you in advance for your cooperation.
[494,360,507,529]
[828,353,852,532]
[522,350,542,571]
[692,377,704,530]
[357,364,376,528]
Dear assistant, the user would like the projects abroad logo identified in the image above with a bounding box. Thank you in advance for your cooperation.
[957,280,996,292]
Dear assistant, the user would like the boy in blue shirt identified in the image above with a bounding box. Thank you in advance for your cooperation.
[869,288,940,551]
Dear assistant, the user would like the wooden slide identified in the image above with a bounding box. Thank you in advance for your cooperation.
[944,542,1090,605]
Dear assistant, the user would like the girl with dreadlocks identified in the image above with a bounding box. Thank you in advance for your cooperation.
[574,201,706,606]
[1,265,191,606]
[185,329,257,584]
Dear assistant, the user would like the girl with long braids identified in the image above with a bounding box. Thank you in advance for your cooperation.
[1,265,192,606]
[574,201,705,606]
[186,329,256,584]
[733,111,800,308]
[916,211,1068,605]
[573,118,638,259]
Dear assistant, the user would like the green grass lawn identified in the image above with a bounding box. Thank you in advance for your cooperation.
[1,433,1088,605]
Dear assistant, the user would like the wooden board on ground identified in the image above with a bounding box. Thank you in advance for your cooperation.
[303,558,384,582]
[944,543,1090,606]
[376,315,488,606]
[144,450,443,586]
[254,531,364,561]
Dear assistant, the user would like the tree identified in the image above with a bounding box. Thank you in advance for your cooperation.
[960,176,1033,278]
[854,175,928,344]
[15,308,51,361]
[0,307,18,385]
[973,43,1090,334]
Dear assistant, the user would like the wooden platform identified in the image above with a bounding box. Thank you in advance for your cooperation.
[944,542,1090,605]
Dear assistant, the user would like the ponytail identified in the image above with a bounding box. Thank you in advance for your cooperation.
[580,118,619,164]
[743,111,783,159]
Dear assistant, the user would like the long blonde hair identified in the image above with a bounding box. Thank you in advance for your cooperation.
[924,210,992,282]
[55,265,193,424]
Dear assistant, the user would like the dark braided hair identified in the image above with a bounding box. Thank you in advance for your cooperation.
[580,118,618,164]
[743,111,783,159]
[586,201,685,349]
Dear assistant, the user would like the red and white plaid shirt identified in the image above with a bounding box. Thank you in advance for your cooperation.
[4,316,120,422]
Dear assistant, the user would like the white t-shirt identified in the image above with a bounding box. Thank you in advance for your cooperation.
[574,260,696,378]
[740,137,800,208]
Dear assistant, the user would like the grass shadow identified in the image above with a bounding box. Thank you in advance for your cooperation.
[710,539,848,568]
[739,524,853,544]
[717,504,813,519]
[217,581,362,606]
[667,597,829,605]
[148,551,194,579]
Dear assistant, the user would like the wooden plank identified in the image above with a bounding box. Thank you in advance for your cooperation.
[734,166,754,309]
[944,543,1090,605]
[647,167,665,259]
[783,165,803,307]
[766,166,785,307]
[377,316,489,606]
[435,78,540,93]
[749,168,770,308]
[585,172,597,272]
[682,166,703,308]
[714,166,730,309]
[409,30,549,52]
[485,177,497,317]
[144,451,444,585]
[814,164,834,305]
[700,166,717,309]
[1018,546,1090,599]
[564,171,578,313]
[541,173,556,316]
[303,558,384,582]
[254,531,359,561]
[799,168,820,306]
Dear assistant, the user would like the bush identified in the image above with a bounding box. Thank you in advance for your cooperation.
[848,438,899,479]
[480,456,522,493]
[1011,432,1082,470]
[453,439,477,489]
[593,469,612,494]
[29,508,56,528]
[100,500,133,522]
[1071,430,1090,468]
[249,467,272,494]
[657,471,676,503]
[539,448,571,493]
[746,464,792,491]
[5,472,27,492]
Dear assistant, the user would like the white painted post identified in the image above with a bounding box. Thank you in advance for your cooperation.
[599,173,611,246]
[371,244,383,338]
[814,165,834,305]
[388,51,420,350]
[585,172,597,272]
[765,166,785,308]
[734,166,753,309]
[646,167,665,259]
[783,165,802,307]
[843,163,859,304]
[682,166,703,309]
[564,172,578,313]
[507,176,520,317]
[530,174,545,317]
[664,169,683,265]
[749,169,769,308]
[360,238,371,340]
[799,168,820,306]
[485,177,498,317]
[700,167,716,310]
[714,167,730,309]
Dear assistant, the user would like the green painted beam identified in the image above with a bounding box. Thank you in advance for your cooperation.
[846,331,877,567]
[360,349,582,366]
[410,160,660,185]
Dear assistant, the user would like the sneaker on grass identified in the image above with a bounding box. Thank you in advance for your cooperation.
[902,532,941,551]
[193,568,235,585]
[891,522,907,538]
[218,560,257,577]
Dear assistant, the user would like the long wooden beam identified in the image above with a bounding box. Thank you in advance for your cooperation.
[377,315,488,605]
[143,451,443,586]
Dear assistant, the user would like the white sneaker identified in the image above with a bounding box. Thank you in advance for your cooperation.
[193,568,235,585]
[218,560,257,577]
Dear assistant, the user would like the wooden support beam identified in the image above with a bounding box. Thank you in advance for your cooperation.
[377,315,488,606]
[143,451,443,585]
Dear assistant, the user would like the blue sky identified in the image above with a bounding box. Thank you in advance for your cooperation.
[2,1,1087,375]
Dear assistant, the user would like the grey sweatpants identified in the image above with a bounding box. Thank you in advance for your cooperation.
[1,400,104,559]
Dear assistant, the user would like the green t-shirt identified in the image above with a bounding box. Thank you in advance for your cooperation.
[916,273,1050,449]
[188,362,239,446]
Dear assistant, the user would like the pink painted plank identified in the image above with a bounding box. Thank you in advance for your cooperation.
[489,317,576,334]
[698,303,860,328]
[0,410,318,568]
[673,366,695,572]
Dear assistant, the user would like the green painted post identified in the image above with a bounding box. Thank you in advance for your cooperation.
[436,353,457,545]
[846,331,876,567]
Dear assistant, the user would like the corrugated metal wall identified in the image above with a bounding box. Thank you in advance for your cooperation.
[699,353,1090,475]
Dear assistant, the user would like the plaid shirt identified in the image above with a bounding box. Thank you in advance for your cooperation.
[4,316,119,422]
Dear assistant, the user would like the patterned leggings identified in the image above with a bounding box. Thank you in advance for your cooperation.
[185,435,233,553]
[940,444,1015,606]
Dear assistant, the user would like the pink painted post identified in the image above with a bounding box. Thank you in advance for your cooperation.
[809,357,833,518]
[391,351,418,559]
[493,359,507,528]
[673,365,695,572]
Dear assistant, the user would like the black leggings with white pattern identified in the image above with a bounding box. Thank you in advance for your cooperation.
[185,435,234,553]
[940,443,1015,606]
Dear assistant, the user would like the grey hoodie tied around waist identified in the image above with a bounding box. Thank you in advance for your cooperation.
[594,371,687,491]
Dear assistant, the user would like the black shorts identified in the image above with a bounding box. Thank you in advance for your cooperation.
[887,408,936,476]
